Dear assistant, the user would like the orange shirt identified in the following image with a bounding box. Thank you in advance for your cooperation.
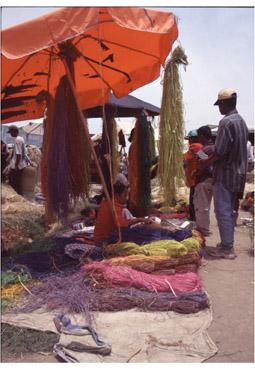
[183,143,203,187]
[94,199,130,243]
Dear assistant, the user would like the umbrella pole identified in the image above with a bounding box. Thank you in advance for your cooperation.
[61,58,118,226]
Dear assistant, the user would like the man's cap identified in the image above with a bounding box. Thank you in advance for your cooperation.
[7,125,19,133]
[184,129,198,139]
[214,88,237,106]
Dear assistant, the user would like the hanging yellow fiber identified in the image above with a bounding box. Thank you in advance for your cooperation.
[158,46,188,206]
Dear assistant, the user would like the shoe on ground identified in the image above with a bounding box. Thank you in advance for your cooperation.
[206,246,237,259]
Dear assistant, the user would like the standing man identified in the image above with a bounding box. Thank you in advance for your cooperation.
[205,89,249,259]
[7,125,28,195]
[193,125,215,236]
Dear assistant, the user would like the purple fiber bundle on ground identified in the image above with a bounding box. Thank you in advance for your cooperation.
[15,272,94,326]
[88,288,209,313]
[107,226,192,245]
[14,272,209,316]
[48,76,73,218]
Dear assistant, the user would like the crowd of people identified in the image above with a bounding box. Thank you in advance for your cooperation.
[183,88,252,259]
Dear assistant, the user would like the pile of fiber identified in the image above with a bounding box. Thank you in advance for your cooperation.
[1,268,33,311]
[14,272,208,315]
[81,262,203,294]
[26,145,42,168]
[1,184,46,251]
[106,253,201,274]
[87,288,209,314]
[192,229,205,247]
[104,238,200,258]
[108,225,192,245]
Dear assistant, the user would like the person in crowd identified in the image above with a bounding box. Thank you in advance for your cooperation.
[193,126,215,236]
[7,125,28,195]
[229,139,253,227]
[201,89,249,259]
[1,140,9,181]
[183,130,203,221]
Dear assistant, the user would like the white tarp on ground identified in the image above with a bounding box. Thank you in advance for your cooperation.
[2,308,218,363]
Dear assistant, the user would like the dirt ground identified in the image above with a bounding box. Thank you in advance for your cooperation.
[1,207,254,363]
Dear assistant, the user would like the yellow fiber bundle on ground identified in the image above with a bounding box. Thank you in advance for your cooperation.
[105,239,188,258]
[180,238,200,253]
[1,283,24,300]
[104,242,145,257]
[142,240,187,257]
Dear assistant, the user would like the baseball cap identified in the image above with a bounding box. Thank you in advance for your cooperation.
[214,88,237,105]
[7,125,19,133]
[184,129,198,139]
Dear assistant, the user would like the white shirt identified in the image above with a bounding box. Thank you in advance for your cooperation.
[122,207,135,220]
[247,141,254,162]
[10,136,27,170]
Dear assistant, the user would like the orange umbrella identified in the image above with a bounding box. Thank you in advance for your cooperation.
[1,7,178,223]
[1,7,178,123]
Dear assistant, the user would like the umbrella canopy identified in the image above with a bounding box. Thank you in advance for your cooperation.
[84,93,160,118]
[22,122,43,136]
[1,7,178,124]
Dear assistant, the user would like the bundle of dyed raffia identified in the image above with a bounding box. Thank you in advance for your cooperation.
[128,114,152,216]
[101,115,119,194]
[158,46,188,206]
[14,272,93,325]
[192,229,205,247]
[104,238,200,258]
[82,262,202,294]
[26,145,42,168]
[14,272,209,315]
[107,253,201,274]
[86,288,209,314]
[1,185,45,251]
[47,76,90,220]
[151,263,198,275]
[108,225,192,245]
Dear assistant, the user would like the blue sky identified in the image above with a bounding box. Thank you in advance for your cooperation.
[1,6,254,132]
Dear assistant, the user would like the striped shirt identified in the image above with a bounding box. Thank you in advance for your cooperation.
[213,109,249,193]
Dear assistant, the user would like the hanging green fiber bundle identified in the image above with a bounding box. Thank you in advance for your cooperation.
[158,46,188,206]
[111,118,119,183]
[138,113,152,216]
[148,122,156,165]
[129,114,152,216]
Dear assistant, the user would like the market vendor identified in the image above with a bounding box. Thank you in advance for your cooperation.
[94,181,152,246]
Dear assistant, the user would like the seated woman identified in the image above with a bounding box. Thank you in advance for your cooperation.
[94,181,152,246]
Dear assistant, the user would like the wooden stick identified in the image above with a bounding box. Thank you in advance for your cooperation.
[61,56,118,226]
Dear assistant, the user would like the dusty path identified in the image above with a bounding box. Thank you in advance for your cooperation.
[201,206,254,362]
[2,208,254,363]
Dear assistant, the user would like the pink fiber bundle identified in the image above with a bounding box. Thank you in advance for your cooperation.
[81,262,203,294]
